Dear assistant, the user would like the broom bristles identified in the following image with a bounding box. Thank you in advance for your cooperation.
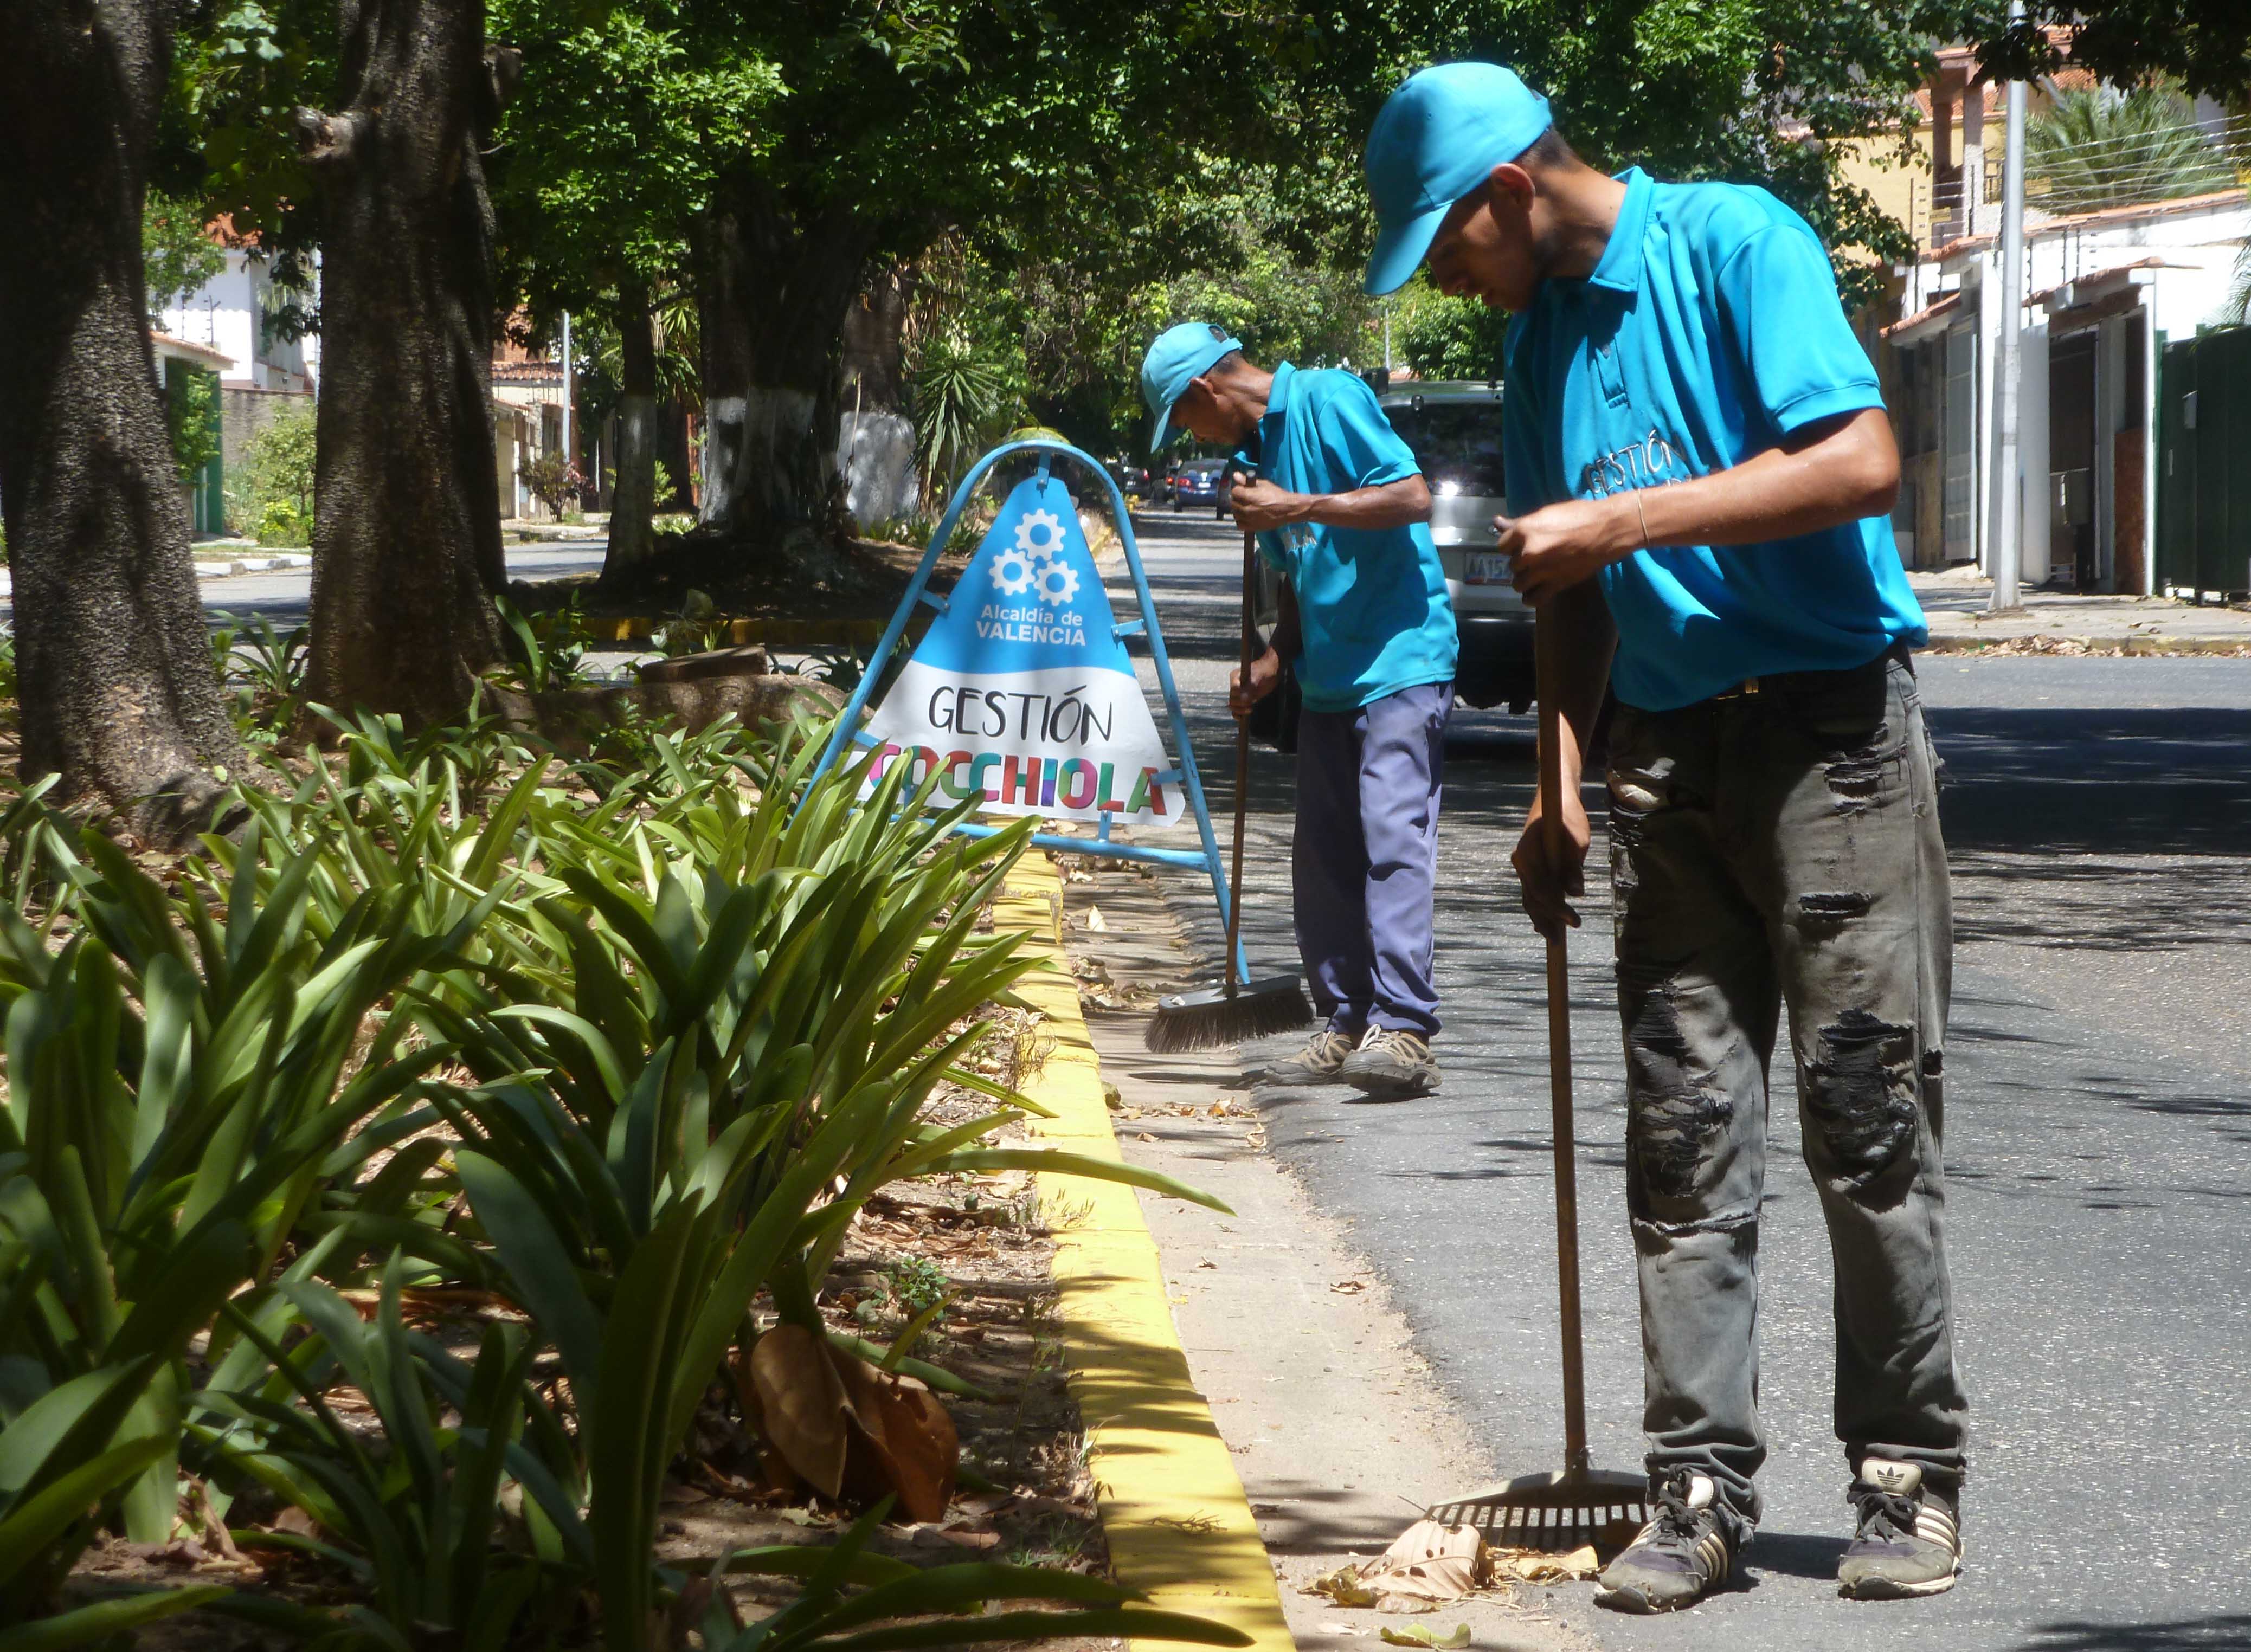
[1143,977,1312,1053]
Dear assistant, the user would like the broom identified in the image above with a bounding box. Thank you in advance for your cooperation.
[1144,526,1311,1054]
[1424,601,1645,1548]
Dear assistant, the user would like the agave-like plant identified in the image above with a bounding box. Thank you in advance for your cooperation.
[0,805,485,1540]
[192,1256,584,1652]
[0,1177,247,1644]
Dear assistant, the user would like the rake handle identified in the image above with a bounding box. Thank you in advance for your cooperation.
[1535,603,1592,1477]
[1224,528,1257,998]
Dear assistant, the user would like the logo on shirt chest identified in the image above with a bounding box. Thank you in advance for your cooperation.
[1580,425,1688,500]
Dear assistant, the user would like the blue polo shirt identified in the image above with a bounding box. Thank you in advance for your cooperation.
[1238,363,1457,712]
[1502,169,1927,712]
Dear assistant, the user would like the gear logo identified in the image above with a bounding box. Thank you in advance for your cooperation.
[1035,559,1081,604]
[1015,509,1066,557]
[993,506,1077,598]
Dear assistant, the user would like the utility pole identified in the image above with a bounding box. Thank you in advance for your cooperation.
[1990,1,2027,611]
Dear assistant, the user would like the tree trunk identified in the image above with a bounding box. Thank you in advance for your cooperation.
[696,179,876,549]
[598,282,658,587]
[0,0,244,846]
[298,0,508,727]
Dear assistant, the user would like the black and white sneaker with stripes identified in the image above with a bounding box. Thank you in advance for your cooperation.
[1837,1457,1963,1599]
[1594,1469,1736,1614]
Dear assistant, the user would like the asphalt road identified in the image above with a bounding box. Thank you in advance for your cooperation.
[1112,506,2251,1652]
[0,541,611,630]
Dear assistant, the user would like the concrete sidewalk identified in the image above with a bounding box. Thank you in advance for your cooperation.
[1910,569,2251,652]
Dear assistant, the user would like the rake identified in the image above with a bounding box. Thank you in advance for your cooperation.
[1145,526,1311,1053]
[1426,605,1645,1550]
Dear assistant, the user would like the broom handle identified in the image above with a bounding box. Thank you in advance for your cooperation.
[1535,603,1593,1476]
[1225,528,1256,998]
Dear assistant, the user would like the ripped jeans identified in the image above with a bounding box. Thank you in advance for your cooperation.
[1607,646,1965,1540]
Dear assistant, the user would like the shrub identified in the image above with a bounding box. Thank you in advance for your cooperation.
[228,398,317,545]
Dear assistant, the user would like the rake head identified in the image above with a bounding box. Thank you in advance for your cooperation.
[1427,1467,1649,1551]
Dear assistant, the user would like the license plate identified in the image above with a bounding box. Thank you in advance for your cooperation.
[1464,551,1514,585]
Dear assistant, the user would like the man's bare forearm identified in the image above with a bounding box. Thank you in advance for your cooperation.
[1507,407,1901,606]
[1240,474,1432,533]
[1636,406,1898,549]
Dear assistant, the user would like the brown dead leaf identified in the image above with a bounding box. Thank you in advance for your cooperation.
[1487,1543,1600,1583]
[1332,1279,1366,1294]
[271,1507,321,1539]
[1359,1520,1485,1606]
[829,1346,959,1522]
[1304,1566,1381,1608]
[737,1325,850,1499]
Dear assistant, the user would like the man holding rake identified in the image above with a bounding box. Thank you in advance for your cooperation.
[1361,63,1967,1613]
[1139,322,1457,1098]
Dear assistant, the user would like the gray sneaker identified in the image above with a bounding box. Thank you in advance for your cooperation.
[1837,1457,1961,1599]
[1264,1027,1358,1086]
[1339,1026,1439,1097]
[1595,1470,1735,1614]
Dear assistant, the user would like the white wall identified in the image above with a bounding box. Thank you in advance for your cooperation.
[157,248,316,392]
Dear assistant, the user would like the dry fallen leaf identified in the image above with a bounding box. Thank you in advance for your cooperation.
[736,1325,959,1521]
[1381,1624,1471,1649]
[1332,1279,1366,1294]
[1305,1566,1381,1608]
[1487,1543,1601,1583]
[1084,905,1108,932]
[1360,1520,1485,1606]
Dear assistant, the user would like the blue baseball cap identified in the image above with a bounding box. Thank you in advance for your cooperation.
[1362,62,1553,296]
[1140,322,1243,455]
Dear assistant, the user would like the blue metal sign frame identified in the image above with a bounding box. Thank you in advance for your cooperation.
[803,438,1247,983]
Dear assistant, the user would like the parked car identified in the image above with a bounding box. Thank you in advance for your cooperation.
[1170,457,1228,514]
[1248,379,1532,752]
[1107,459,1154,500]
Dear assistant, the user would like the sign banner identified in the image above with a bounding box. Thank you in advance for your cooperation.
[863,474,1178,827]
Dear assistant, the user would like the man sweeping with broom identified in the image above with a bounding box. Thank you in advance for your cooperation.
[1139,323,1457,1098]
[1361,64,1967,1611]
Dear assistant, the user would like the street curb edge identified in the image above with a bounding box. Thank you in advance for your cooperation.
[995,853,1292,1652]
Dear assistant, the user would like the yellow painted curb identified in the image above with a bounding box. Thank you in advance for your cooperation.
[994,854,1292,1652]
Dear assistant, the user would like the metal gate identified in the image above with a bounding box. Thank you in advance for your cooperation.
[2157,325,2251,597]
[1943,323,1977,562]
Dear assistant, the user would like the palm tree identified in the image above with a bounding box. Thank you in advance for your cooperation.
[2026,86,2236,216]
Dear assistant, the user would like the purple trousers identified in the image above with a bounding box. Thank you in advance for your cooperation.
[1291,680,1452,1037]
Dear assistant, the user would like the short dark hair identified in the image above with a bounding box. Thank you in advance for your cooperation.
[1519,127,1578,169]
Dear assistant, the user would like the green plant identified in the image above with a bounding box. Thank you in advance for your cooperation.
[0,1176,246,1643]
[491,593,591,694]
[400,735,1222,1652]
[910,329,1014,501]
[194,1258,582,1650]
[165,363,223,486]
[2028,85,2238,215]
[0,705,1238,1652]
[0,802,485,1545]
[882,1255,950,1321]
[519,453,586,520]
[143,190,226,319]
[1387,275,1512,383]
[228,400,317,545]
